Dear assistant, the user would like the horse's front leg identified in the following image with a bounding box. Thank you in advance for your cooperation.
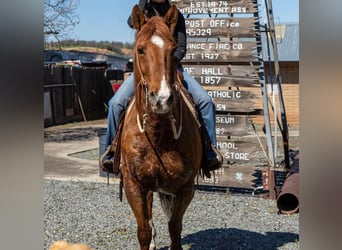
[124,176,155,250]
[169,184,195,250]
[147,192,156,250]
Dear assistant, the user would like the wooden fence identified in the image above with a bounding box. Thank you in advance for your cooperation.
[44,64,123,127]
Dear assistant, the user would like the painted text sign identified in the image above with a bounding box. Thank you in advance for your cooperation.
[192,76,260,87]
[185,18,257,37]
[214,99,256,113]
[184,41,257,62]
[215,115,253,136]
[184,65,259,79]
[209,90,256,112]
[170,0,258,14]
[216,140,257,162]
[198,165,258,187]
[216,115,249,125]
[207,90,255,100]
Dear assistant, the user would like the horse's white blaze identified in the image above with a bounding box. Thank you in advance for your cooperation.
[151,35,164,48]
[158,74,171,110]
[151,34,170,112]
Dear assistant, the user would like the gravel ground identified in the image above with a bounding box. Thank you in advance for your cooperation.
[44,179,299,250]
[44,121,299,249]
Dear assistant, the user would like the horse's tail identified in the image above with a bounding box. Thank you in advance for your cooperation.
[158,192,175,220]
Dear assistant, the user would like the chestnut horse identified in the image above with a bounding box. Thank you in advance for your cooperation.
[120,5,202,250]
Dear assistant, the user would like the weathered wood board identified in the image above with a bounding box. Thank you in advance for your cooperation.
[196,76,260,87]
[183,41,258,62]
[213,98,256,112]
[183,65,260,87]
[215,114,255,136]
[216,139,258,162]
[169,0,268,190]
[208,89,258,109]
[197,165,259,188]
[208,89,256,99]
[185,18,258,38]
[197,166,287,190]
[184,65,260,78]
[170,0,258,15]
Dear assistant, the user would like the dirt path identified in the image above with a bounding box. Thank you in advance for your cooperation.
[44,119,299,185]
[44,120,115,183]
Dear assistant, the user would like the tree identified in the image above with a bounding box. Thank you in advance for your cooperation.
[44,0,80,45]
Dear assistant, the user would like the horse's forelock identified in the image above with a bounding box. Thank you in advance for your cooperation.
[136,16,175,45]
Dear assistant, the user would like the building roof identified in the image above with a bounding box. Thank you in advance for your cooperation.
[261,22,299,62]
[43,50,130,70]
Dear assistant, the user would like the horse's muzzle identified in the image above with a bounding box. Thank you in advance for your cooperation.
[149,91,173,114]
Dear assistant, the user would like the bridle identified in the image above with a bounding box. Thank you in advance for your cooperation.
[134,44,183,140]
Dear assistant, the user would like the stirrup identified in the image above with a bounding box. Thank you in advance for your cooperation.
[99,145,113,172]
[211,144,223,166]
[202,145,223,178]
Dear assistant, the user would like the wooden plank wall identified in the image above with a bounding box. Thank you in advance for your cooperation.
[252,62,299,126]
[44,64,123,127]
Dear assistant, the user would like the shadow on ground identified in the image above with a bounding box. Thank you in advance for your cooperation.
[158,228,299,250]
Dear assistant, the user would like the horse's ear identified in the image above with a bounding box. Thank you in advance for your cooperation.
[164,5,178,34]
[131,5,146,31]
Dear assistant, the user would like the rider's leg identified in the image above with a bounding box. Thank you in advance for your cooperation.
[178,66,221,170]
[101,73,135,165]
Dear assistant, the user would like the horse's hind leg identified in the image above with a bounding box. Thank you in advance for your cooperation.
[124,178,155,250]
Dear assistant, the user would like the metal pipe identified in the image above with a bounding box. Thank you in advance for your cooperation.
[277,154,299,214]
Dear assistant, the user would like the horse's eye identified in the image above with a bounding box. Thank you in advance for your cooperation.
[137,47,144,55]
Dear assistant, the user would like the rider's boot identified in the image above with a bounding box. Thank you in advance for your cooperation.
[202,145,223,178]
[99,146,115,174]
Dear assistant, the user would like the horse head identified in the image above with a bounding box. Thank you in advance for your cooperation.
[131,4,178,114]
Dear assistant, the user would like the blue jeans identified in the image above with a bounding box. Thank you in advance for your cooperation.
[104,66,217,156]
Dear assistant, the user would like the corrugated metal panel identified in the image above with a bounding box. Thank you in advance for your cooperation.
[261,23,299,62]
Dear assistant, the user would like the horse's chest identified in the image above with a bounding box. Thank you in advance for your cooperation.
[121,115,197,191]
[129,148,192,188]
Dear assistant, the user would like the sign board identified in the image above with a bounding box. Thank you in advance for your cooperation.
[207,90,256,99]
[184,65,259,78]
[184,65,260,86]
[215,115,254,136]
[170,0,258,15]
[207,90,257,112]
[172,0,265,189]
[216,140,257,162]
[198,165,259,187]
[194,76,260,87]
[183,41,257,63]
[213,98,256,113]
[185,18,257,38]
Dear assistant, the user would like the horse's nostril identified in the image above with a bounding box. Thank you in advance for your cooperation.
[168,93,174,105]
[149,91,158,105]
[150,91,157,98]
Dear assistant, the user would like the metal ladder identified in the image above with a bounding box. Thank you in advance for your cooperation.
[256,0,290,199]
